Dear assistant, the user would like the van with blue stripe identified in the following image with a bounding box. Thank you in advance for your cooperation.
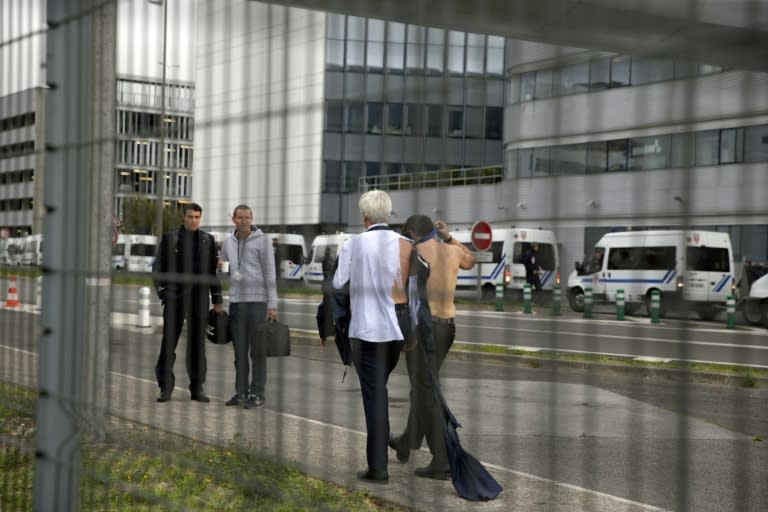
[267,233,307,285]
[566,230,734,320]
[451,227,560,300]
[304,233,354,287]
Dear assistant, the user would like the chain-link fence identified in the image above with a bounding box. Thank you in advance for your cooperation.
[2,0,767,511]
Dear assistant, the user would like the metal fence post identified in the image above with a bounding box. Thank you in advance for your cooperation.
[495,281,504,311]
[583,287,593,318]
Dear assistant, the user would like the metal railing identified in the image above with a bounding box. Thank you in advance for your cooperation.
[361,165,503,191]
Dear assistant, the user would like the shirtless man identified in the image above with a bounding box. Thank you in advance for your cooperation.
[389,215,476,480]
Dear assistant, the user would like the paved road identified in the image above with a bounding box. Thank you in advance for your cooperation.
[2,303,767,512]
[6,275,767,368]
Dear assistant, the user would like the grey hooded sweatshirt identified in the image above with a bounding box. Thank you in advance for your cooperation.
[219,226,278,309]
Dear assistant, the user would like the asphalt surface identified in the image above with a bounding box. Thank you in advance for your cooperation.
[2,299,767,512]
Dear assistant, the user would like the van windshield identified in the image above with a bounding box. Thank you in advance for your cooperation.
[130,244,157,257]
[577,246,606,275]
[275,244,304,265]
[312,245,337,263]
[687,246,730,272]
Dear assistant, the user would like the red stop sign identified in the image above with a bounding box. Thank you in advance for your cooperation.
[470,221,492,251]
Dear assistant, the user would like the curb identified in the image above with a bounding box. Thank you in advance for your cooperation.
[289,330,768,389]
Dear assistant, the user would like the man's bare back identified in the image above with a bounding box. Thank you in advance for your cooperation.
[416,220,475,319]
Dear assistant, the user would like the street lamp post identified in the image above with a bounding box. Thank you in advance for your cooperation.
[150,0,167,238]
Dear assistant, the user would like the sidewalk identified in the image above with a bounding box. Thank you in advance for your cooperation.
[5,305,762,512]
[110,353,669,512]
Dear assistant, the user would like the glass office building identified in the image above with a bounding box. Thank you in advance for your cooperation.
[320,14,505,222]
[113,77,196,218]
[0,88,46,237]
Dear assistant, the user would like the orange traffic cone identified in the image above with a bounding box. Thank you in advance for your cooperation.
[5,276,20,307]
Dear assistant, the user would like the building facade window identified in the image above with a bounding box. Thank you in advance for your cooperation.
[509,54,727,103]
[506,123,768,178]
[367,103,383,133]
[366,18,384,72]
[386,22,406,73]
[426,28,444,74]
[321,15,505,192]
[485,107,502,140]
[744,124,768,163]
[406,25,426,72]
[446,31,465,75]
[628,135,671,171]
[720,128,744,164]
[426,104,442,137]
[486,36,504,76]
[466,33,485,75]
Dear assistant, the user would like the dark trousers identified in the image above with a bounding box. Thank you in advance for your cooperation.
[349,305,409,473]
[229,302,267,397]
[527,273,542,291]
[155,295,208,394]
[400,319,455,465]
[350,338,404,473]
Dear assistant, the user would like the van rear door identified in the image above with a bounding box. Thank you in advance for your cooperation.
[686,245,732,302]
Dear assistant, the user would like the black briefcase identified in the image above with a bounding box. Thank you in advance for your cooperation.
[258,319,291,357]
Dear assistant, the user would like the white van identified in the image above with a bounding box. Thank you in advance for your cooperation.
[267,233,307,283]
[566,230,734,320]
[1,237,24,266]
[112,234,158,272]
[304,233,355,287]
[20,234,43,266]
[452,227,560,299]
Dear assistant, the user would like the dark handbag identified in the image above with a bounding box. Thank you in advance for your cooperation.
[258,319,291,357]
[206,309,232,345]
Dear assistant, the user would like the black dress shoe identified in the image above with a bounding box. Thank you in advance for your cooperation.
[414,463,451,480]
[156,392,172,403]
[388,433,410,463]
[190,393,210,402]
[357,469,388,483]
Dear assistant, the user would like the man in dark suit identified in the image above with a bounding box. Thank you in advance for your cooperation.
[152,203,223,403]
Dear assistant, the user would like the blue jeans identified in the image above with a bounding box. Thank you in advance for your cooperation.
[229,302,267,397]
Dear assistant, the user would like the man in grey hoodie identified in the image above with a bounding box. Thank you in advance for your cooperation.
[218,204,278,408]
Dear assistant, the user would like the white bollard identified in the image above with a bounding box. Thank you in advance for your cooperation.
[137,286,152,328]
[36,276,43,310]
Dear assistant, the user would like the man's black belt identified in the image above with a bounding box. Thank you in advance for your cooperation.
[432,316,454,325]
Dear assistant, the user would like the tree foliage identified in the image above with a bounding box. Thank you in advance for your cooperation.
[120,196,179,235]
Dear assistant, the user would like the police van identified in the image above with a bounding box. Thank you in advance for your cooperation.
[112,234,158,272]
[20,234,44,266]
[267,233,307,284]
[451,227,560,299]
[304,233,354,287]
[566,230,734,320]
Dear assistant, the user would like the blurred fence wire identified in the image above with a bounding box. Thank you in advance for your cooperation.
[1,0,768,511]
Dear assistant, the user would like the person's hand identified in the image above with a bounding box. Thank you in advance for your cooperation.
[212,303,224,314]
[267,308,278,321]
[434,220,450,242]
